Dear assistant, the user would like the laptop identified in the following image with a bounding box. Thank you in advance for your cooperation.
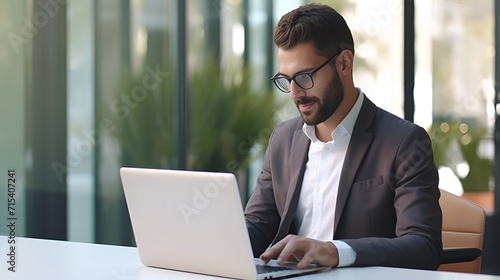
[120,167,328,279]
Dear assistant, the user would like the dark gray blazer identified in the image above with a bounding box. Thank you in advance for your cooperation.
[244,96,443,270]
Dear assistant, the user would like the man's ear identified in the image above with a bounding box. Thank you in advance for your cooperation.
[337,49,354,73]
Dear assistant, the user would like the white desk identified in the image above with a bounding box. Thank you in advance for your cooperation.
[1,236,499,280]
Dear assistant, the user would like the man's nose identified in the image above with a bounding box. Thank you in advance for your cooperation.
[289,81,305,100]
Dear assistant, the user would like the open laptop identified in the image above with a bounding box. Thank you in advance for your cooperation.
[120,167,328,279]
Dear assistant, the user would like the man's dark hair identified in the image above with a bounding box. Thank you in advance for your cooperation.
[274,3,355,57]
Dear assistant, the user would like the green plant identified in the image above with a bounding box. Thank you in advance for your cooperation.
[109,66,175,169]
[429,121,492,192]
[188,57,282,172]
[113,56,283,174]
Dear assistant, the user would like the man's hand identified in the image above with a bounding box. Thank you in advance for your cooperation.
[260,235,339,269]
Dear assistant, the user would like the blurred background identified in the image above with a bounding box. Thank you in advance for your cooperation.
[0,0,499,274]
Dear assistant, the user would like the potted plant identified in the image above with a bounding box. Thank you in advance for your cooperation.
[114,55,283,181]
[429,120,493,211]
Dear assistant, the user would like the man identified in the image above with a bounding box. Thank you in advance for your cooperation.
[244,3,442,270]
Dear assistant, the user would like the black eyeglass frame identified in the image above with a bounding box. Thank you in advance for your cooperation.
[271,51,341,93]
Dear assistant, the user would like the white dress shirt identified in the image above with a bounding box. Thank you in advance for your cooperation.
[294,91,364,267]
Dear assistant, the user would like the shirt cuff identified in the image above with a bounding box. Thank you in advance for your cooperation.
[330,240,356,267]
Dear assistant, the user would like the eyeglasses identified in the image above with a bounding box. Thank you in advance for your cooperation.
[271,52,340,93]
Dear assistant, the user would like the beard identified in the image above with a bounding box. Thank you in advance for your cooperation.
[295,69,344,126]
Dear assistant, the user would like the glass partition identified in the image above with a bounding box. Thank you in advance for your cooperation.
[416,0,495,213]
[0,0,28,238]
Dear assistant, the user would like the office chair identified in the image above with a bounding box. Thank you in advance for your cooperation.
[439,189,486,273]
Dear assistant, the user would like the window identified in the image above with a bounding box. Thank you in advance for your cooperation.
[416,0,495,213]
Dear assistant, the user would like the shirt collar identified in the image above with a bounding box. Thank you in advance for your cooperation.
[302,88,364,143]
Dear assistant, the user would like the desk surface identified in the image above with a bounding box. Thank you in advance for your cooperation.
[1,236,499,280]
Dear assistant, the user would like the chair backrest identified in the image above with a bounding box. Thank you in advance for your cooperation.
[438,189,486,273]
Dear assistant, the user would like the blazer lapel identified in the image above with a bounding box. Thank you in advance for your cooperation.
[272,128,310,244]
[334,98,377,233]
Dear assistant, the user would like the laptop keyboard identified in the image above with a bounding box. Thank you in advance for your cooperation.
[256,264,294,274]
